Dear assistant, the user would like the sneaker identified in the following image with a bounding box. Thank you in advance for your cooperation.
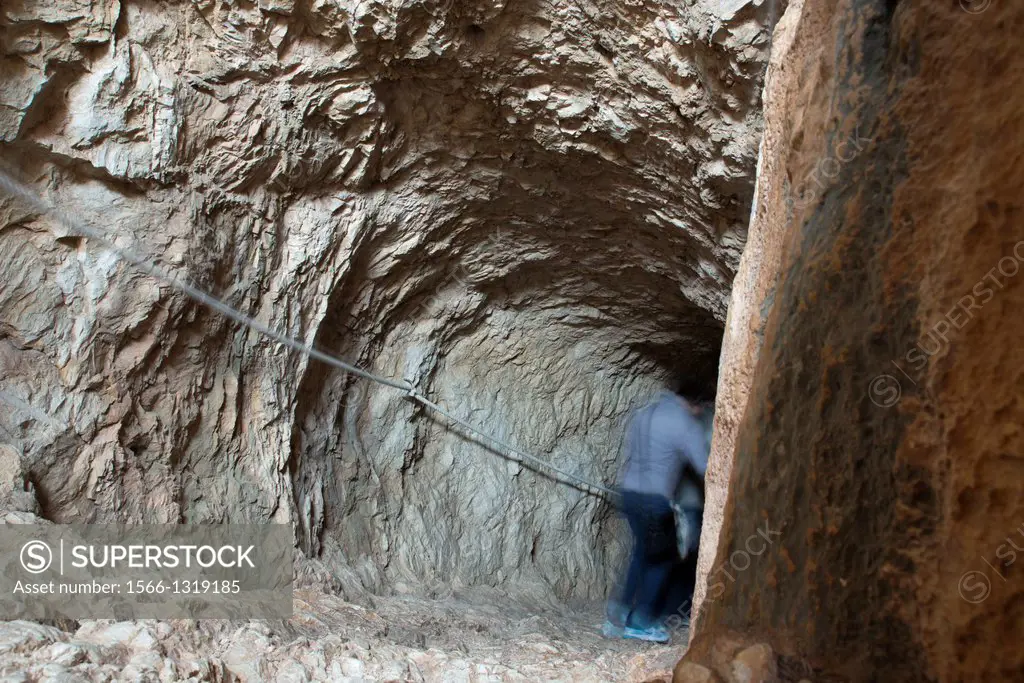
[601,619,625,638]
[623,624,670,643]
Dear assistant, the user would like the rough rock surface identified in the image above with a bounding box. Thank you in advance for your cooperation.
[0,491,685,681]
[673,661,718,683]
[730,644,775,683]
[690,0,1024,681]
[691,0,796,627]
[0,591,684,682]
[670,638,775,683]
[0,0,771,603]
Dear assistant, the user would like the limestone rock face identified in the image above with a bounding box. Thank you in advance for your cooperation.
[0,594,684,682]
[671,639,779,683]
[730,644,776,683]
[692,0,1024,680]
[673,661,719,683]
[0,0,770,600]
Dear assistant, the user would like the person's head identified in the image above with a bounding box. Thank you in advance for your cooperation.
[676,394,704,417]
[668,375,715,411]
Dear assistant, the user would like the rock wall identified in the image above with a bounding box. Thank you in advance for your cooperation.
[0,0,770,601]
[692,0,796,625]
[688,0,1024,680]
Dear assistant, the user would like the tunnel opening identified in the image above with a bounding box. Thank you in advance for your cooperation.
[288,205,729,609]
[277,0,749,609]
[274,0,759,614]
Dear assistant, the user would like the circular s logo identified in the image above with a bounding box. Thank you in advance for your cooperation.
[868,374,901,408]
[959,0,992,15]
[20,540,53,574]
[958,570,991,604]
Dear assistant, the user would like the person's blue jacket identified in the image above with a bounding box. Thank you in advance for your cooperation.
[619,391,710,501]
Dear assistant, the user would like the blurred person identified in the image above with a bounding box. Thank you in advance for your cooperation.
[603,384,712,643]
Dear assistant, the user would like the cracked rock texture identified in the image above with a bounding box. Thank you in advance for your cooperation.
[0,592,684,682]
[0,0,770,603]
[690,0,1024,681]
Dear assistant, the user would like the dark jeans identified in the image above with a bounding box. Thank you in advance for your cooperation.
[659,545,699,625]
[616,490,678,628]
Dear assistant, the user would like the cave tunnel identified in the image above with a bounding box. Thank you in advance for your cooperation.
[2,0,1022,681]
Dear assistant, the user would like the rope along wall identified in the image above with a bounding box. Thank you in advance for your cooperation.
[0,167,617,501]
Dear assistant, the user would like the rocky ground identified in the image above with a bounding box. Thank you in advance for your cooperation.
[0,589,683,682]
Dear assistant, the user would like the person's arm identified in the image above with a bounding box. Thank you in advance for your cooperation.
[678,418,709,478]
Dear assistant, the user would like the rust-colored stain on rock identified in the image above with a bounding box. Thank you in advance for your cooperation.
[689,0,1024,681]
